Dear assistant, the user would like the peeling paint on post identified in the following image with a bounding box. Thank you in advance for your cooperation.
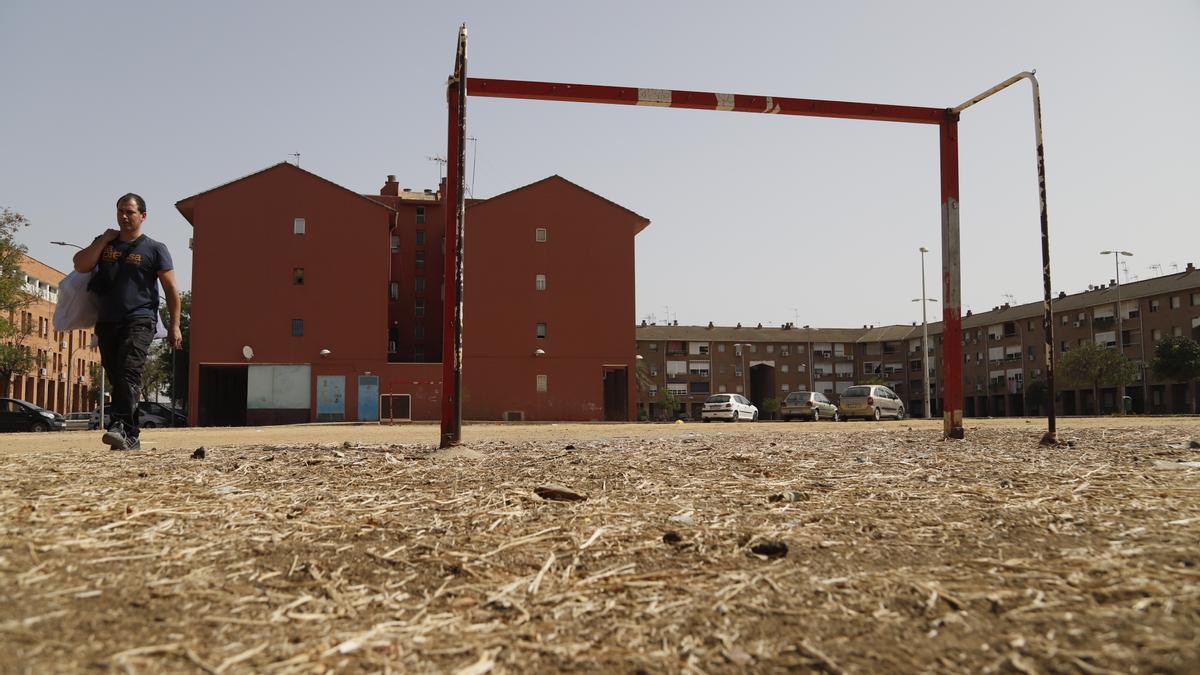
[440,25,467,449]
[939,118,965,439]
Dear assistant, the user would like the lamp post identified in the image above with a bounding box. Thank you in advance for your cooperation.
[51,241,85,414]
[913,246,938,418]
[1101,250,1133,413]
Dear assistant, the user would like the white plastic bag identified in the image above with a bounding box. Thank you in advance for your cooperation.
[53,270,100,331]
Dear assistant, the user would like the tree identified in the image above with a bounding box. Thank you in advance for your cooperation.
[1151,336,1200,414]
[141,343,168,402]
[660,386,681,421]
[760,396,780,420]
[86,362,110,408]
[1058,341,1138,414]
[0,208,34,396]
[156,290,190,410]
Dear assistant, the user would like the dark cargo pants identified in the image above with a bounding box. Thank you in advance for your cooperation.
[95,318,155,439]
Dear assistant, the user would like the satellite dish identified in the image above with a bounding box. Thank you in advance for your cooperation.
[242,345,254,360]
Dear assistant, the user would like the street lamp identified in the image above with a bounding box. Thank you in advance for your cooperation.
[913,246,938,419]
[1101,250,1133,413]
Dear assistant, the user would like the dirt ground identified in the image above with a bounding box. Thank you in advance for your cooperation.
[2,417,1198,673]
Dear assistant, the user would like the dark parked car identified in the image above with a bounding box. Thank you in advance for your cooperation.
[0,398,66,432]
[89,402,188,430]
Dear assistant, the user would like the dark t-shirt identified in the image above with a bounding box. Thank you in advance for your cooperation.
[95,234,174,323]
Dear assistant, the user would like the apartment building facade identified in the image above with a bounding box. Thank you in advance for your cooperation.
[178,163,645,426]
[636,263,1200,419]
[3,255,102,413]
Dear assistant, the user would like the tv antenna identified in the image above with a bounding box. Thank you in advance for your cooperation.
[1002,293,1016,305]
[427,155,447,182]
[1149,263,1163,276]
[289,152,300,167]
[467,136,478,197]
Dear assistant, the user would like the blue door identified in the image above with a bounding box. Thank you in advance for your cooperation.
[316,376,345,422]
[357,375,379,421]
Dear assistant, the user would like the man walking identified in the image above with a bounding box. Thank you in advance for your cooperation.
[74,193,181,450]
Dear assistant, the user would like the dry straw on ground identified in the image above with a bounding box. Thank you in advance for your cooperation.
[2,422,1199,673]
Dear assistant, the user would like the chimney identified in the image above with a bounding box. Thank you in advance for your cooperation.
[736,323,742,328]
[1058,291,1067,299]
[1110,279,1116,287]
[641,319,647,327]
[380,175,400,197]
[756,323,762,329]
[1188,262,1195,271]
[707,321,714,329]
[673,320,678,326]
[966,310,973,317]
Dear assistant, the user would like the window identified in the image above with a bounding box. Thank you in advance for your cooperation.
[649,366,658,377]
[1152,329,1162,341]
[415,251,425,270]
[1061,315,1068,325]
[781,365,789,373]
[415,277,426,292]
[389,282,399,300]
[649,387,658,397]
[535,227,547,242]
[536,374,548,392]
[291,319,303,337]
[414,324,425,339]
[718,384,727,393]
[718,344,726,353]
[767,345,774,353]
[416,207,425,225]
[649,342,658,351]
[1174,326,1183,337]
[415,298,425,317]
[781,384,790,392]
[292,268,304,285]
[415,229,426,246]
[293,218,305,235]
[1193,293,1200,307]
[1150,300,1160,313]
[535,274,546,291]
[536,322,547,339]
[1171,296,1181,309]
[391,235,400,253]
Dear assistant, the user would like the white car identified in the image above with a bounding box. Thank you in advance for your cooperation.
[701,394,758,423]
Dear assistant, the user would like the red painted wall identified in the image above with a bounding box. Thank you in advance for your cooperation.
[180,167,646,424]
[179,164,394,425]
[462,177,645,421]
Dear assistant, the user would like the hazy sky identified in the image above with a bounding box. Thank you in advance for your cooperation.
[2,1,1197,329]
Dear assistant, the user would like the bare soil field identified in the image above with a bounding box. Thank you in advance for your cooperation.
[2,417,1198,673]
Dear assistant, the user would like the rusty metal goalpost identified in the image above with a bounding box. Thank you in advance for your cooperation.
[439,25,1056,447]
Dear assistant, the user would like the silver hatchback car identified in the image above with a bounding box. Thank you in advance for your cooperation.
[838,385,905,421]
[781,391,839,421]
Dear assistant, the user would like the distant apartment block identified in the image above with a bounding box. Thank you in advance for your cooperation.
[2,255,102,413]
[637,263,1200,419]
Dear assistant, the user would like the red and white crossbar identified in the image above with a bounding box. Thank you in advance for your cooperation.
[466,78,947,126]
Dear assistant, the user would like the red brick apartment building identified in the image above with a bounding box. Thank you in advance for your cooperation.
[637,264,1200,420]
[176,163,645,426]
[3,256,102,413]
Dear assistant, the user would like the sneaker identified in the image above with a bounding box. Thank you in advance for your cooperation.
[124,436,141,451]
[102,425,128,450]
